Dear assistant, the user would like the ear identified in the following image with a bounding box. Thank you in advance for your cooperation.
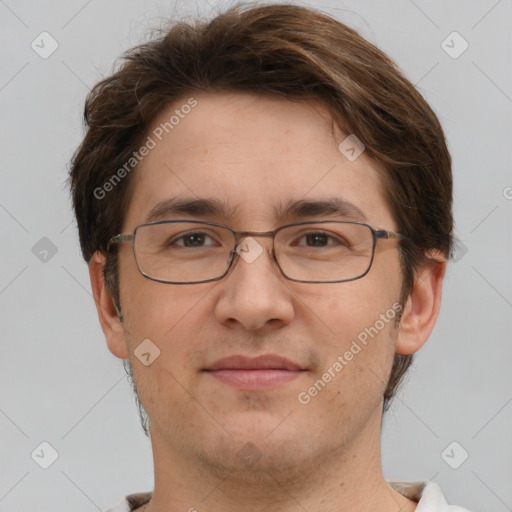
[395,252,447,355]
[89,251,129,359]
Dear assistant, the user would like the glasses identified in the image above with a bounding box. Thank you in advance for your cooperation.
[107,219,407,284]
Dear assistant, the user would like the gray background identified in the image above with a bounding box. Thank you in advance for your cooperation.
[1,0,511,510]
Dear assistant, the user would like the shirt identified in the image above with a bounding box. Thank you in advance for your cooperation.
[104,481,472,511]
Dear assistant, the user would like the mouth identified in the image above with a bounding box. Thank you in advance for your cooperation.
[203,354,307,390]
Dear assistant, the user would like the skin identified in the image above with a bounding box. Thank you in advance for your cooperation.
[90,92,446,512]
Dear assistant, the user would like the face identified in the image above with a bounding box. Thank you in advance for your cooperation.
[111,92,407,475]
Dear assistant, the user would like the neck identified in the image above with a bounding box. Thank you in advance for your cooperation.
[144,406,417,512]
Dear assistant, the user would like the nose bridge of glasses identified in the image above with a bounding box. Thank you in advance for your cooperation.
[234,229,276,249]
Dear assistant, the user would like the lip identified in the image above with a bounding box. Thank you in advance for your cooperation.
[203,354,306,390]
[205,354,303,371]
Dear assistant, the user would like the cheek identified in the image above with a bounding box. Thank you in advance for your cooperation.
[120,271,213,379]
[122,288,207,422]
[298,312,398,429]
[313,273,400,334]
[118,250,190,339]
[303,280,401,397]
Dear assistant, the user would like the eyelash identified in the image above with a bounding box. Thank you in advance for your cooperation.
[170,230,345,248]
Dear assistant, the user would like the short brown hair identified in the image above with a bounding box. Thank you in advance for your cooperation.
[69,2,453,431]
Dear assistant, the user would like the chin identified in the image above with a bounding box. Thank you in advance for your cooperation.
[196,418,314,474]
[197,437,312,480]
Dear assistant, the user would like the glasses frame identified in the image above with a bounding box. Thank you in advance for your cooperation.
[107,219,407,285]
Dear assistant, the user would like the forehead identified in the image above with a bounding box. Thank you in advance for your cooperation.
[123,92,394,230]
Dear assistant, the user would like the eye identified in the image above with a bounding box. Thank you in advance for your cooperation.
[293,231,347,248]
[170,231,218,248]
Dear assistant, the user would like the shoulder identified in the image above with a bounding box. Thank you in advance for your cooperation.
[389,481,472,511]
[417,482,472,512]
[104,492,152,512]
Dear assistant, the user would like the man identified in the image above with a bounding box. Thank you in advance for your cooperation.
[69,3,471,511]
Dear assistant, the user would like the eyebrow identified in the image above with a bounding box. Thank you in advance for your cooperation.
[145,196,367,223]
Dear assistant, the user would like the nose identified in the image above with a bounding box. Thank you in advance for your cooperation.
[213,236,295,332]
